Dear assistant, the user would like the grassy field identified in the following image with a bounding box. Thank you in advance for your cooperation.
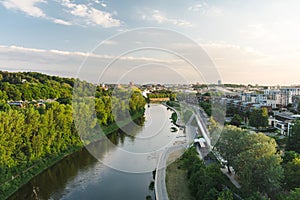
[182,110,193,123]
[166,157,195,200]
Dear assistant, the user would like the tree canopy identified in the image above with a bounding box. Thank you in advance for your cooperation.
[215,126,283,197]
[0,71,146,198]
[249,108,269,128]
[287,120,300,153]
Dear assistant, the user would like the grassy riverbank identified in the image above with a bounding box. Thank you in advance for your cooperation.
[1,111,145,200]
[166,157,195,200]
[1,145,82,200]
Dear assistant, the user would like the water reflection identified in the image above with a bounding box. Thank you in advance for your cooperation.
[8,148,98,200]
[9,104,178,200]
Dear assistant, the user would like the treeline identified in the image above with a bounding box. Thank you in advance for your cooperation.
[180,147,234,200]
[74,86,146,142]
[0,71,74,101]
[228,108,269,129]
[215,125,300,199]
[0,103,81,198]
[198,92,213,117]
[199,101,212,116]
[0,103,80,170]
[0,71,146,199]
[224,84,246,88]
[147,90,176,101]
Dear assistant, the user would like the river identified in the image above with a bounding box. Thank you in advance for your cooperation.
[9,104,182,200]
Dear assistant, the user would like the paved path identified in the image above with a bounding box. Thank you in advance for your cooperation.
[220,167,241,189]
[185,102,242,189]
[155,105,196,200]
[155,145,186,200]
[156,102,242,200]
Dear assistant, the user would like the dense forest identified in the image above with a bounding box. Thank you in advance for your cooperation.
[0,71,146,199]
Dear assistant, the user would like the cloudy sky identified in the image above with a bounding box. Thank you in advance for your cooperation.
[1,0,300,85]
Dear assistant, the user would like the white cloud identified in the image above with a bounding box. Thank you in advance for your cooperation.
[0,45,181,64]
[61,0,120,28]
[1,0,118,27]
[5,45,46,53]
[143,10,193,27]
[188,2,223,17]
[100,3,107,8]
[0,44,186,83]
[2,43,298,85]
[102,40,118,45]
[1,0,46,17]
[1,0,73,26]
[188,4,203,12]
[204,7,223,17]
[92,0,106,7]
[52,18,72,26]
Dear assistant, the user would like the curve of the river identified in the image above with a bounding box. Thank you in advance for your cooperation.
[8,104,183,200]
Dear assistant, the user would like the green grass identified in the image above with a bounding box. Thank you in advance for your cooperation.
[166,101,181,111]
[166,159,195,200]
[183,110,193,123]
[190,118,198,127]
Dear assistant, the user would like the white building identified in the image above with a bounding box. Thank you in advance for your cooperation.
[241,93,267,104]
[269,112,300,135]
[263,89,281,108]
[280,87,300,106]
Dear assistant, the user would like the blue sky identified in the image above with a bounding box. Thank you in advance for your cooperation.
[1,0,300,85]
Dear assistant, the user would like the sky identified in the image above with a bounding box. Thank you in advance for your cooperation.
[1,0,300,85]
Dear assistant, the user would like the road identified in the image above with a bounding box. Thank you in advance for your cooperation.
[185,103,212,148]
[155,102,241,200]
[155,102,218,200]
[185,103,242,189]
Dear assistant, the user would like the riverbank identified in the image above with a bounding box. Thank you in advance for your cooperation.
[164,101,185,128]
[166,156,195,200]
[2,145,82,200]
[2,110,145,200]
[155,102,188,200]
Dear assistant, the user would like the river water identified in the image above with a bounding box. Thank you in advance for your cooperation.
[9,104,182,200]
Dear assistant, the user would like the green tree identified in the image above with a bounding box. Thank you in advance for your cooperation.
[235,133,283,196]
[283,151,299,164]
[215,126,248,173]
[284,157,300,190]
[217,190,234,200]
[249,108,268,128]
[287,120,300,153]
[0,109,25,168]
[226,105,239,117]
[245,192,270,200]
[22,107,40,160]
[182,147,226,199]
[230,114,243,127]
[199,101,212,116]
[284,188,300,200]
